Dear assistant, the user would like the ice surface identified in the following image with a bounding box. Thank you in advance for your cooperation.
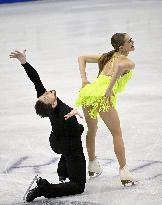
[0,0,162,204]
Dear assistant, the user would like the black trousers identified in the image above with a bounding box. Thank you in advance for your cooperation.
[47,132,86,198]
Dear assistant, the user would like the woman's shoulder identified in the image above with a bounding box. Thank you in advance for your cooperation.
[118,56,135,70]
[120,56,135,64]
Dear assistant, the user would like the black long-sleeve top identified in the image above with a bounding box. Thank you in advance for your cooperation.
[21,62,83,141]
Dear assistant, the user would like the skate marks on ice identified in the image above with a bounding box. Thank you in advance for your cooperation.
[2,157,59,174]
[1,157,162,205]
[95,158,162,181]
[2,156,29,174]
[10,199,99,205]
[87,158,162,190]
[128,159,162,181]
[2,157,162,181]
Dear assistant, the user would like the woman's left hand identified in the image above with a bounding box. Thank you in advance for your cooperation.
[64,109,83,120]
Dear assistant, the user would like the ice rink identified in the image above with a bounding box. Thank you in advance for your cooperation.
[0,0,162,204]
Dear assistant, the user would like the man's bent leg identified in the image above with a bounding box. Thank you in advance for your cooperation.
[57,155,68,182]
[44,148,86,198]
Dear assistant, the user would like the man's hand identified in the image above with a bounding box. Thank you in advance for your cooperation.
[9,49,27,64]
[64,109,83,120]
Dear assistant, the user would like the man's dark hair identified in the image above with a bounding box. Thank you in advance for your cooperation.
[35,100,54,118]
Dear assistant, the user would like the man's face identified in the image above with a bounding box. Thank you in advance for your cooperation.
[38,90,57,108]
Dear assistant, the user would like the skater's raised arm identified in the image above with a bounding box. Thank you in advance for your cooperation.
[22,62,46,98]
[78,54,102,88]
[10,50,46,97]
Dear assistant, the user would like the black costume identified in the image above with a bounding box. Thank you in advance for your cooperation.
[22,62,86,201]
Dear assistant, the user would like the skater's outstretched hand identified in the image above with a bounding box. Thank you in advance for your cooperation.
[9,49,27,64]
[64,109,83,120]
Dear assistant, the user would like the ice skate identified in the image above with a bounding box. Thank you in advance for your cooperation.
[119,165,138,186]
[26,184,43,202]
[23,174,38,201]
[25,177,50,202]
[88,157,102,178]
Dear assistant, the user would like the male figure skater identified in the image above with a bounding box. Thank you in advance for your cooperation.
[10,50,86,202]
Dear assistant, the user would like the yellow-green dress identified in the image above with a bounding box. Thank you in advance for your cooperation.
[75,70,133,119]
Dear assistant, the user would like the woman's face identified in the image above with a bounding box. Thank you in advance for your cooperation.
[38,90,57,108]
[122,34,135,52]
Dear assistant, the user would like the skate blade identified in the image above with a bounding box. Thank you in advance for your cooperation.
[23,174,39,200]
[89,171,102,179]
[121,179,138,187]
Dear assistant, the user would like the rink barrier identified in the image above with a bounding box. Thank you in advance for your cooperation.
[0,0,38,4]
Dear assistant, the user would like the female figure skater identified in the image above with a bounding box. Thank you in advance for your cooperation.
[76,33,137,185]
[10,50,86,202]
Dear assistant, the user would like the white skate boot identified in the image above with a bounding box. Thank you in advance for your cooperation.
[119,165,138,186]
[88,157,102,178]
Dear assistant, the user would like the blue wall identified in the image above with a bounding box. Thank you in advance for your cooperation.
[0,0,37,4]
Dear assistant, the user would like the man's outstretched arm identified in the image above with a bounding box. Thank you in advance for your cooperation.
[10,50,46,98]
[64,109,83,120]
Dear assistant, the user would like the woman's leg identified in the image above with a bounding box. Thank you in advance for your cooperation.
[82,107,98,161]
[99,108,126,169]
